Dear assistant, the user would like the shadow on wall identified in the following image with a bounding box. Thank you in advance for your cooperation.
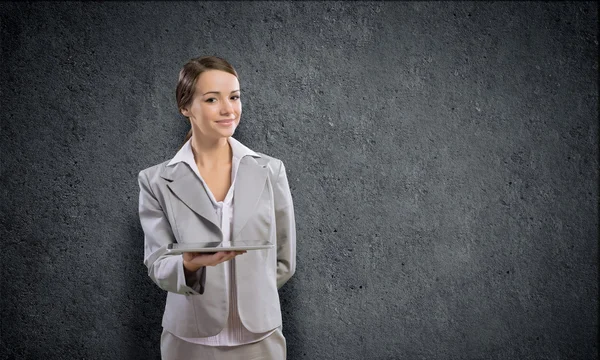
[124,213,164,360]
[280,277,303,359]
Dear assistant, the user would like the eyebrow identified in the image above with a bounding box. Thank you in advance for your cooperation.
[202,89,241,96]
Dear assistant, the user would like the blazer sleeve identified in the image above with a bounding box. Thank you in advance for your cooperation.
[138,170,205,295]
[272,161,297,289]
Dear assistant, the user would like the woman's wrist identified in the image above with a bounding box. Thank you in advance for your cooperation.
[183,259,202,273]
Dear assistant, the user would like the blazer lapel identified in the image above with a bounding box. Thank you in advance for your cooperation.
[232,156,269,238]
[160,162,220,230]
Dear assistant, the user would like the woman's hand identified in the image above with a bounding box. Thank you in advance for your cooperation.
[183,251,246,272]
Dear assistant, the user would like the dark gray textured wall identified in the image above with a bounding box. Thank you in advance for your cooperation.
[1,2,597,359]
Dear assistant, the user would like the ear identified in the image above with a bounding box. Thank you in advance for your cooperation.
[181,107,190,117]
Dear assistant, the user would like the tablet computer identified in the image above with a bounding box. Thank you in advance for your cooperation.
[166,240,274,254]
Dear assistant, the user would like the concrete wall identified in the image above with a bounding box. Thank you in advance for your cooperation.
[1,2,597,359]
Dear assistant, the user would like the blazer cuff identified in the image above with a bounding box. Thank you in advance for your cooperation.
[184,264,206,295]
[177,256,205,296]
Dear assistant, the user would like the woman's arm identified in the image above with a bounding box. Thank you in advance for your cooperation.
[139,169,243,295]
[272,161,297,289]
[138,169,205,295]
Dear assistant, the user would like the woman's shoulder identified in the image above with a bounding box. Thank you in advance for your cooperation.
[253,152,288,182]
[255,151,283,167]
[138,159,171,183]
[255,151,281,163]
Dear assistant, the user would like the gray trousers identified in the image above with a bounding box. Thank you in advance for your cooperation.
[160,328,287,360]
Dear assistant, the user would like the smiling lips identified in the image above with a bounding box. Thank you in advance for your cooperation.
[216,119,235,126]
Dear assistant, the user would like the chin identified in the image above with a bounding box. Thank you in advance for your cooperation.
[218,126,237,138]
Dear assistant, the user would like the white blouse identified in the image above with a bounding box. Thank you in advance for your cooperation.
[166,137,275,346]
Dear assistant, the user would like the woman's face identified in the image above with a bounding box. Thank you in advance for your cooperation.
[182,70,241,140]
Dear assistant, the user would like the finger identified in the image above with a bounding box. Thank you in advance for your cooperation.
[213,252,229,262]
[206,251,236,266]
[188,252,217,266]
[220,252,235,263]
[206,253,224,266]
[225,251,239,262]
[183,252,198,262]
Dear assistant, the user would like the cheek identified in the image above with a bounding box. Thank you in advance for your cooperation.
[203,106,218,119]
[193,104,215,121]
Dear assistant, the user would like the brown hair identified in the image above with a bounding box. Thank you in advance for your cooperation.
[176,56,239,143]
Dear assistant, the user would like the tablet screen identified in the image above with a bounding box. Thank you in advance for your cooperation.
[166,240,273,253]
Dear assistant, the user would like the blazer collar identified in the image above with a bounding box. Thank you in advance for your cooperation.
[158,138,268,235]
[162,163,220,228]
[232,156,269,237]
[166,136,260,170]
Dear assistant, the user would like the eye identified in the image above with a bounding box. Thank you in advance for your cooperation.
[231,95,240,101]
[205,98,217,103]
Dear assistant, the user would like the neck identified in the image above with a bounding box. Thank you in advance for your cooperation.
[190,135,231,168]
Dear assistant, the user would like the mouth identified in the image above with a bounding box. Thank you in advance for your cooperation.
[215,119,236,126]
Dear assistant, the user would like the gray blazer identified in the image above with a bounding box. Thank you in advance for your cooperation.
[138,150,296,338]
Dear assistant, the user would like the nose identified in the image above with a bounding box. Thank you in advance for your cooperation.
[220,99,234,116]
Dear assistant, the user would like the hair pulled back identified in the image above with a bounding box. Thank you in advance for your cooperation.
[176,56,238,143]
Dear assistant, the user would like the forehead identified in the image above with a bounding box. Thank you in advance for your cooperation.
[195,70,239,93]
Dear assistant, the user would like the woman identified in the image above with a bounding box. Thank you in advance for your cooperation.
[138,56,296,359]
